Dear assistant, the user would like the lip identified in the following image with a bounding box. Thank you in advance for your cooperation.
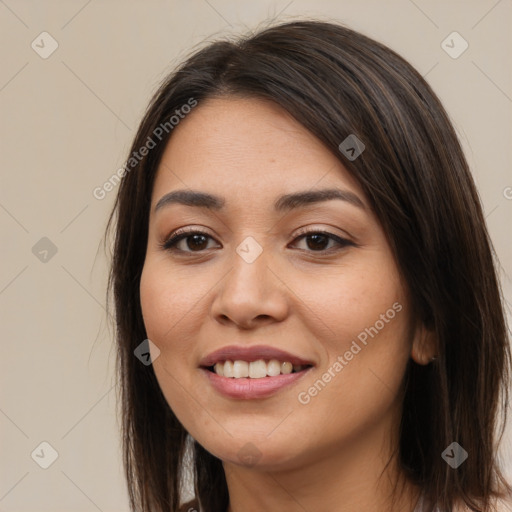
[199,344,315,400]
[199,344,314,367]
[200,366,314,399]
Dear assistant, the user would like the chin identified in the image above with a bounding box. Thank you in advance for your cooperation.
[197,433,309,472]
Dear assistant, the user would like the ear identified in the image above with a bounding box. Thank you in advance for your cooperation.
[410,323,438,365]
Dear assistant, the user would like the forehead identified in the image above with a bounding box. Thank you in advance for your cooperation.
[151,96,365,207]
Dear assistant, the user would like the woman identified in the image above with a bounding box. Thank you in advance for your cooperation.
[106,20,512,512]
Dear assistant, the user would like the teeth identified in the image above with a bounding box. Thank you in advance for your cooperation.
[267,359,281,377]
[233,360,249,378]
[215,363,224,376]
[223,360,234,378]
[281,362,293,374]
[212,359,309,378]
[249,359,267,379]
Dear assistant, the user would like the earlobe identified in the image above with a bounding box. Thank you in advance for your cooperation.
[410,324,438,365]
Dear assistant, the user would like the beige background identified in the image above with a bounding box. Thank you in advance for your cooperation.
[1,0,511,510]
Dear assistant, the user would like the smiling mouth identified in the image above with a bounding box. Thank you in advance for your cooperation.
[205,359,313,379]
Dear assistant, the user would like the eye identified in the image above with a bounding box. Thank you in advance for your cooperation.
[160,227,355,255]
[160,228,220,253]
[289,229,355,253]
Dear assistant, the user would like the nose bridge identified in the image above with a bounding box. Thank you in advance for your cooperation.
[212,234,287,326]
[229,234,270,296]
[235,235,266,267]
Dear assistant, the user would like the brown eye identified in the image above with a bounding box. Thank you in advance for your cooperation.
[160,228,354,255]
[183,234,209,251]
[290,230,354,253]
[161,230,220,253]
[303,233,330,251]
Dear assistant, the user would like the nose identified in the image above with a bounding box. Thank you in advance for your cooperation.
[210,241,289,330]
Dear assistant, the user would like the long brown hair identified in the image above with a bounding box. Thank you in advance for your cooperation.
[106,19,512,512]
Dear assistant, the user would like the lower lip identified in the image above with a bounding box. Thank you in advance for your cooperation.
[201,367,313,399]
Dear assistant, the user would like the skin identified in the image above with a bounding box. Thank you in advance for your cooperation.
[139,96,436,512]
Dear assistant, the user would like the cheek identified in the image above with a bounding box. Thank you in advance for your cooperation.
[334,264,411,378]
[139,261,194,383]
[293,256,411,418]
[140,264,171,346]
[295,254,408,357]
[139,259,206,345]
[139,257,222,387]
[139,260,207,422]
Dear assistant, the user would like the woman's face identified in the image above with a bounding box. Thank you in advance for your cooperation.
[140,96,421,471]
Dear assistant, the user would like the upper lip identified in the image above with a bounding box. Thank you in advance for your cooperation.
[199,345,315,367]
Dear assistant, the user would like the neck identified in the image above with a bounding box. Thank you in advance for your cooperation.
[223,418,421,512]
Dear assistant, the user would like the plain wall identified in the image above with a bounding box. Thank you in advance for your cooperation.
[1,0,511,510]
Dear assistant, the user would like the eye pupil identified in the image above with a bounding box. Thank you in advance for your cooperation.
[187,234,208,251]
[307,234,329,251]
[163,230,349,255]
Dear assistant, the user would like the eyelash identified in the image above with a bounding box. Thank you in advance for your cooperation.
[159,227,355,255]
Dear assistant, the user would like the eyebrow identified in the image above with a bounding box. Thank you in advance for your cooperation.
[154,188,365,213]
